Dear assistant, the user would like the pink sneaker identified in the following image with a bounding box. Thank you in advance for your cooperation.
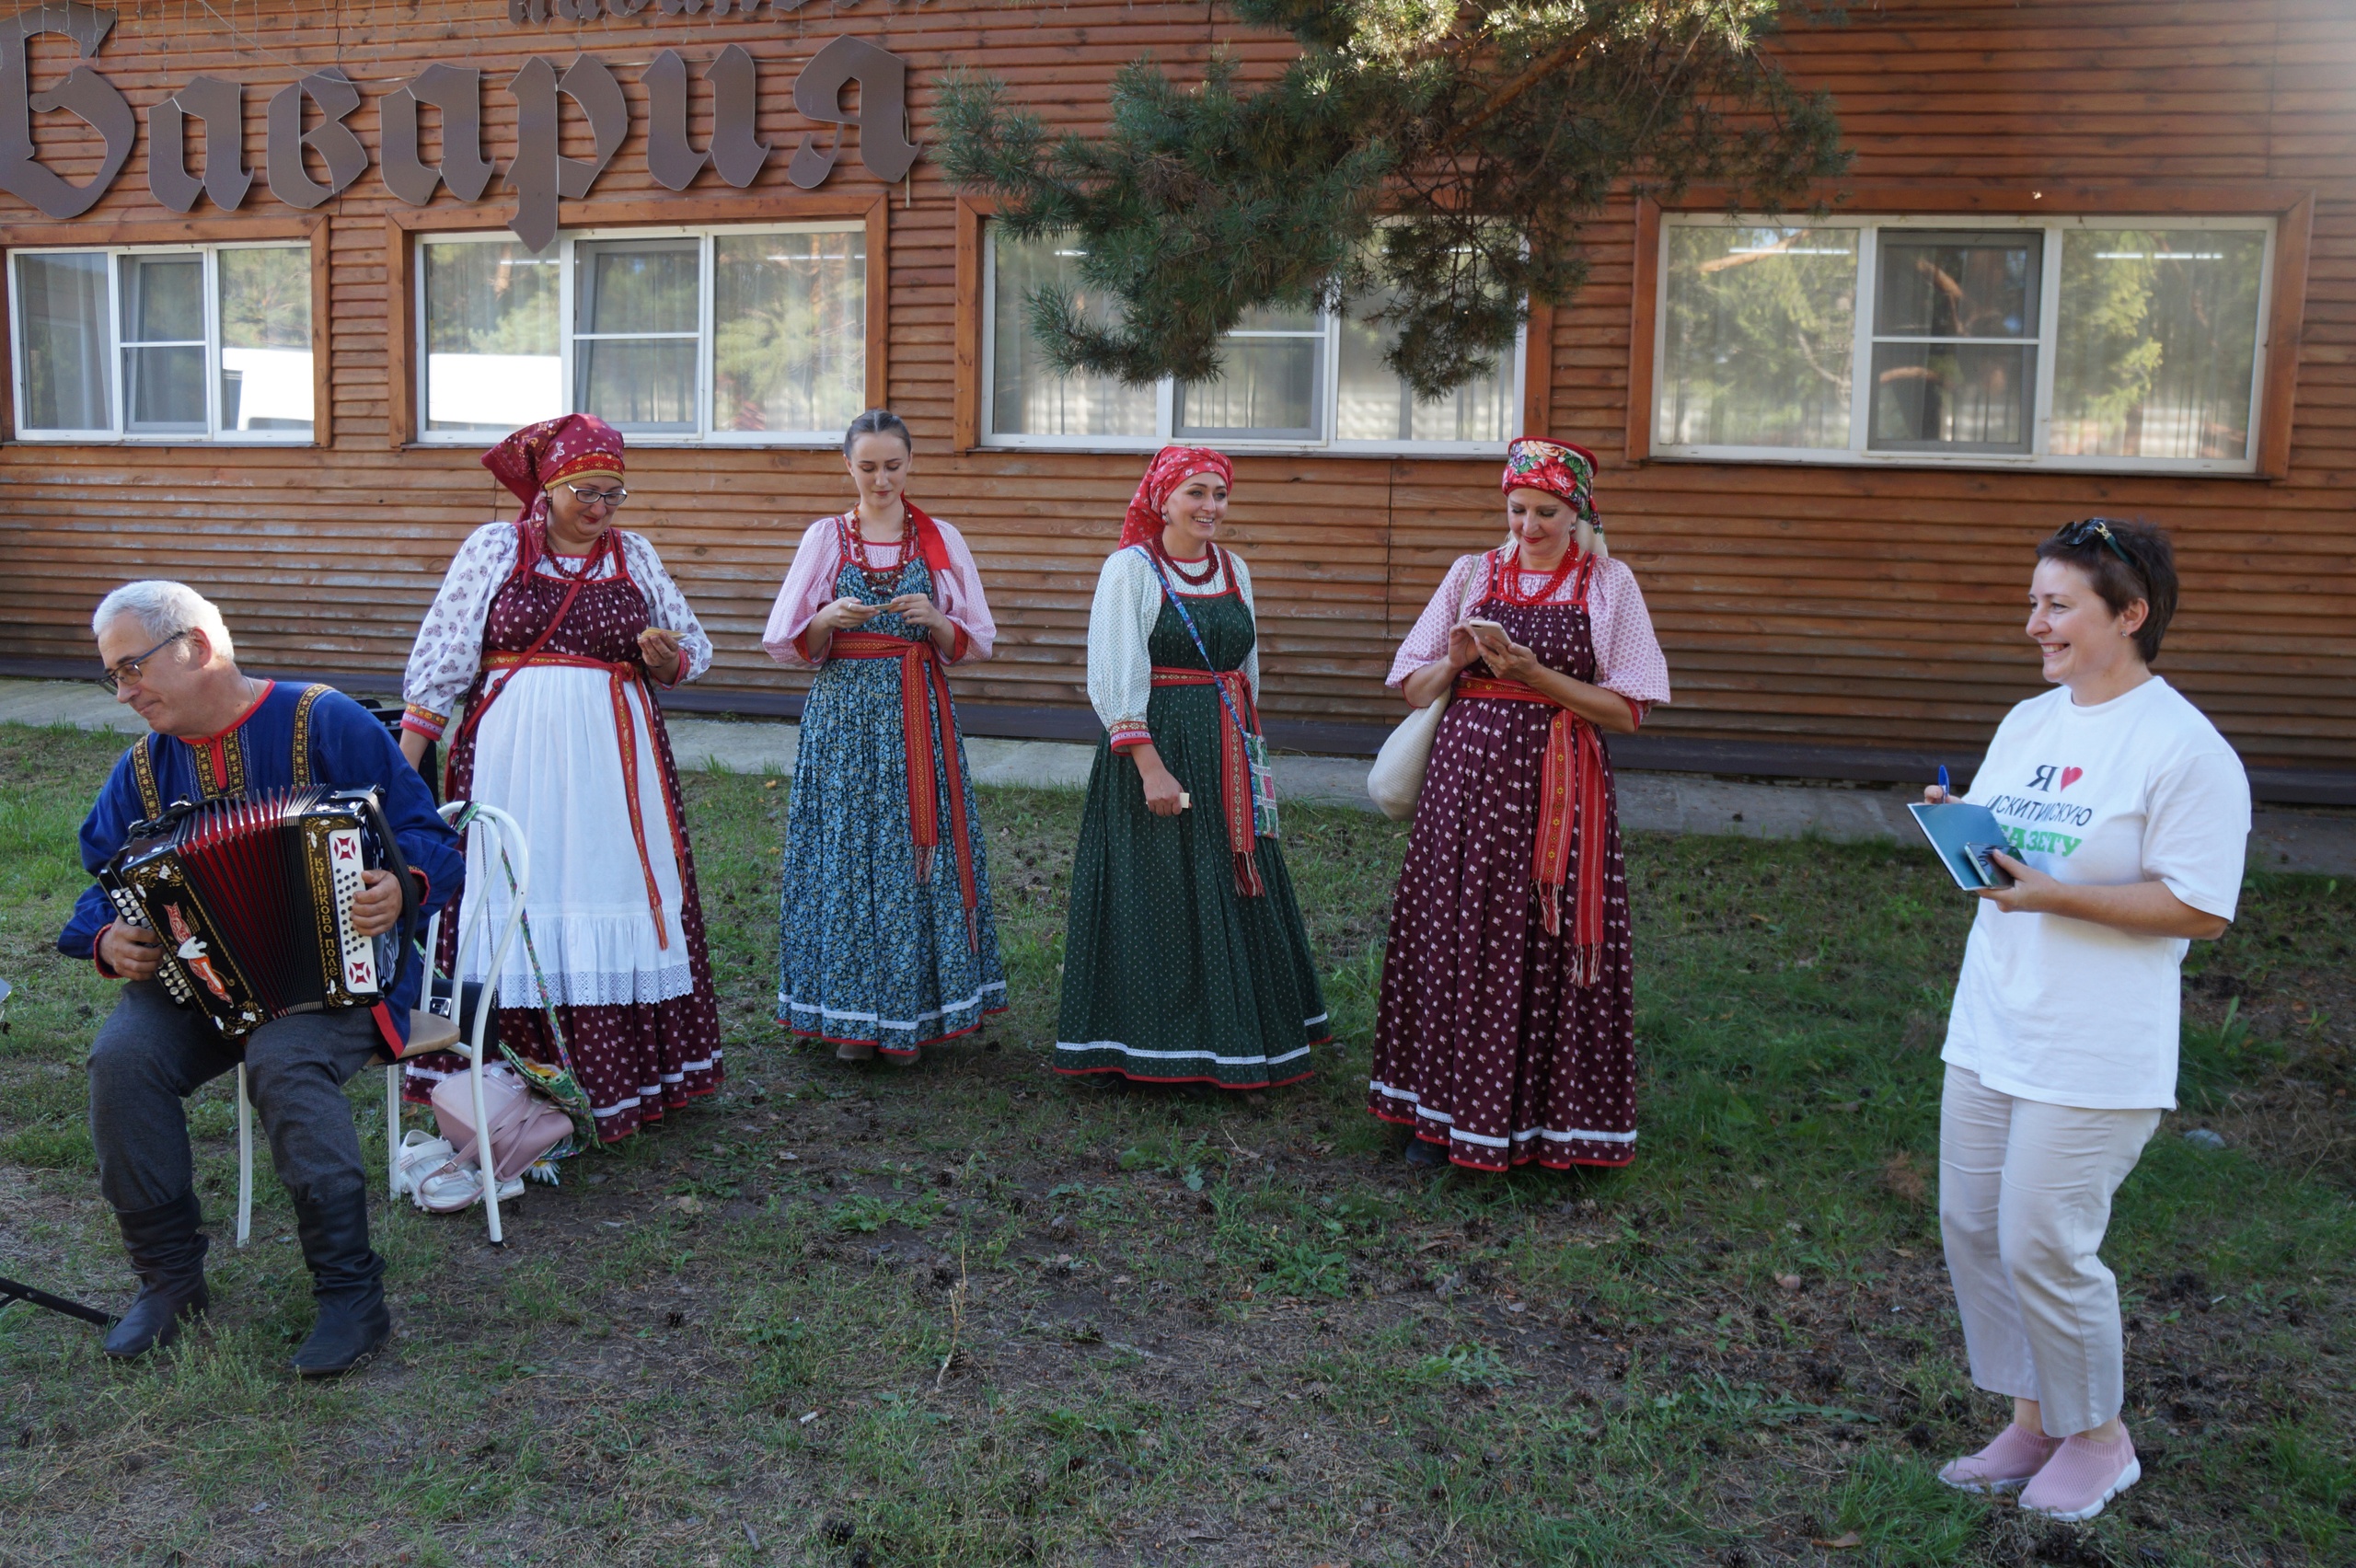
[2019,1428,2140,1521]
[1936,1424,2062,1493]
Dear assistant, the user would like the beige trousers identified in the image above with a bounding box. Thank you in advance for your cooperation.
[1937,1064,2161,1438]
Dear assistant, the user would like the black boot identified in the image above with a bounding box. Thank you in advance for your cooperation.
[103,1190,211,1359]
[287,1184,389,1378]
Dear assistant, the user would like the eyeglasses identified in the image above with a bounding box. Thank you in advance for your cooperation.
[98,630,187,696]
[2054,517,2137,570]
[567,485,629,508]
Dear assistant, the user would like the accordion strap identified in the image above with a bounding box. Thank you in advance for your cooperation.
[289,684,332,788]
[124,733,163,822]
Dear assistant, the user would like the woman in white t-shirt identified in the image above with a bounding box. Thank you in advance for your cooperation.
[1925,518,2249,1522]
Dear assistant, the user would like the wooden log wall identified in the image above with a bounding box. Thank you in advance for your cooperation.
[0,0,2350,776]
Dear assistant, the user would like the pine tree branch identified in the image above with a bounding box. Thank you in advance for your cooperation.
[1428,26,1607,157]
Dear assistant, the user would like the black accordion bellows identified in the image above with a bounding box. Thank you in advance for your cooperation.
[100,787,414,1038]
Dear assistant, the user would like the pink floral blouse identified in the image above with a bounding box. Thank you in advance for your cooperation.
[1388,551,1672,715]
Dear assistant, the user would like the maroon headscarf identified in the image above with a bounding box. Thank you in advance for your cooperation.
[481,414,628,581]
[1120,445,1234,549]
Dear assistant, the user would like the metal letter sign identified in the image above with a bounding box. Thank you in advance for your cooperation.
[646,44,768,192]
[266,67,368,209]
[505,55,626,254]
[0,4,133,219]
[147,75,250,214]
[0,14,919,236]
[787,34,918,189]
[381,64,495,207]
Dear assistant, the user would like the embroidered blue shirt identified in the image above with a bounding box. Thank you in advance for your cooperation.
[57,681,463,1047]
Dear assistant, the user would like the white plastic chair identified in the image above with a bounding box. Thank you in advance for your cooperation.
[235,801,531,1247]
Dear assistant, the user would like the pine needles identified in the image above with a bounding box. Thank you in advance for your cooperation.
[937,0,1851,399]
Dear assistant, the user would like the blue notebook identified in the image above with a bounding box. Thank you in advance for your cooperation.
[1907,801,2017,891]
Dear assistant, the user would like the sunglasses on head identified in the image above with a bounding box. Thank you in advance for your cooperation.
[2053,517,2138,570]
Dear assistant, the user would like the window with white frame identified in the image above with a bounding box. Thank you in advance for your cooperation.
[417,223,866,444]
[8,243,314,442]
[1654,215,2273,471]
[983,223,1519,452]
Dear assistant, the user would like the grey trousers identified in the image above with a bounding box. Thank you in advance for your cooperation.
[87,981,384,1216]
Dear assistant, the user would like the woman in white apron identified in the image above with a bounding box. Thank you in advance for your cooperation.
[398,414,722,1142]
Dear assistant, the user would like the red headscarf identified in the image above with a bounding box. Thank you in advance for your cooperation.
[1120,445,1234,549]
[481,414,628,581]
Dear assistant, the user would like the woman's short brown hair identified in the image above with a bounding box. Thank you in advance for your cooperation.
[2035,518,2178,665]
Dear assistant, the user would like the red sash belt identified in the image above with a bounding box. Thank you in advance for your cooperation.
[829,630,981,951]
[1149,665,1265,898]
[1455,675,1610,985]
[481,651,683,951]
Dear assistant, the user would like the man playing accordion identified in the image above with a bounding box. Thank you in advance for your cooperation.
[57,582,461,1376]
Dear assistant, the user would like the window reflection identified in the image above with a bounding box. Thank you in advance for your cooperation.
[1868,232,2039,453]
[422,242,560,433]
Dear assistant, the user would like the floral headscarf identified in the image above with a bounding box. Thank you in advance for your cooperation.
[481,414,628,580]
[1120,445,1235,549]
[1501,437,1600,523]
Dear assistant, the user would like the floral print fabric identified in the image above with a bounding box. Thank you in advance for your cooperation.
[777,553,1008,1055]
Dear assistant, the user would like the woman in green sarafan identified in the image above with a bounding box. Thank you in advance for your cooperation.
[1055,445,1328,1089]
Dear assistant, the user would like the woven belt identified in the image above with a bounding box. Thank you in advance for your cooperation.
[829,630,980,951]
[481,651,681,951]
[1149,665,1265,898]
[1454,674,1610,983]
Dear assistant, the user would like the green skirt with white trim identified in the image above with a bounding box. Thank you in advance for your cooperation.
[1053,598,1327,1089]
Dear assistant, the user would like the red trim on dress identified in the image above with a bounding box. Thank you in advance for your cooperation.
[92,920,123,980]
[370,1000,403,1055]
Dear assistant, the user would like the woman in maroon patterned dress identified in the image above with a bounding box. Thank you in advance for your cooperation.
[398,415,724,1142]
[1368,440,1670,1171]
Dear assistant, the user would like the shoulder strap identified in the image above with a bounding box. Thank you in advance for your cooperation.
[124,733,163,822]
[1132,545,1260,746]
[290,684,331,788]
[1460,551,1497,618]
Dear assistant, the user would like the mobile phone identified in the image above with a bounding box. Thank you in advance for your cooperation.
[1963,842,2015,889]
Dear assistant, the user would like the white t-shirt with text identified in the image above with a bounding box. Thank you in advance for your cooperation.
[1942,677,2250,1111]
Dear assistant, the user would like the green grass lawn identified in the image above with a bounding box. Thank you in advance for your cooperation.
[1,720,2350,1567]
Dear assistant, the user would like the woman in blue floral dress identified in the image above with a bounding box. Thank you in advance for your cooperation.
[761,410,1005,1063]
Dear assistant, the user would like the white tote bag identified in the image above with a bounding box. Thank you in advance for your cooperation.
[1366,554,1493,821]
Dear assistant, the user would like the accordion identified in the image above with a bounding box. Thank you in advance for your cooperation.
[99,787,414,1038]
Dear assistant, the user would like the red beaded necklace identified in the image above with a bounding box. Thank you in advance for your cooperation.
[1155,536,1223,588]
[847,508,913,586]
[541,527,618,583]
[1487,543,1588,608]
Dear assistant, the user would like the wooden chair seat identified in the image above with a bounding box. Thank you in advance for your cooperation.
[402,1009,463,1057]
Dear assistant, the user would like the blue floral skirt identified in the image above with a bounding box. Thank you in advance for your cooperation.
[777,649,1006,1055]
